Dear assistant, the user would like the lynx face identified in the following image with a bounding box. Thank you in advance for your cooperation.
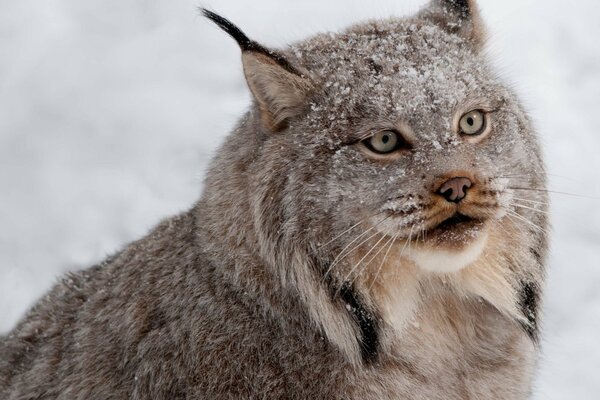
[286,22,532,275]
[234,23,543,280]
[204,0,546,341]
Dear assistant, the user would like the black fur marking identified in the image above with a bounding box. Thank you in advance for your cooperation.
[201,9,301,76]
[530,247,543,266]
[338,283,380,363]
[519,281,539,342]
[366,58,383,75]
[443,0,471,18]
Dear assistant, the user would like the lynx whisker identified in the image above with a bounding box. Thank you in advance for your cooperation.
[495,174,537,180]
[506,210,548,235]
[323,215,392,281]
[407,225,415,254]
[511,202,550,215]
[490,218,513,238]
[318,213,377,248]
[342,233,390,293]
[395,225,414,269]
[322,226,376,281]
[508,186,598,199]
[330,229,383,271]
[510,197,549,206]
[498,173,577,182]
[367,234,398,292]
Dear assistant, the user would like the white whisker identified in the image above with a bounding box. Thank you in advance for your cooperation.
[506,210,547,235]
[509,186,598,199]
[318,216,370,248]
[511,202,550,215]
[322,226,375,281]
[343,233,389,289]
[368,234,398,291]
[407,225,415,254]
[323,215,392,281]
[511,197,549,206]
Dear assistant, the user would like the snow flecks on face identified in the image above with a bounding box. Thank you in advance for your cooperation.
[268,11,544,281]
[295,25,501,160]
[382,196,421,216]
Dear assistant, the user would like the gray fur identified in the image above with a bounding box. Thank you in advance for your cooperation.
[0,1,548,398]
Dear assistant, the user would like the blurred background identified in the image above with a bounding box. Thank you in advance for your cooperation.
[0,0,598,397]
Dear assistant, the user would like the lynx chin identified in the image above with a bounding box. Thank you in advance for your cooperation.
[1,1,548,399]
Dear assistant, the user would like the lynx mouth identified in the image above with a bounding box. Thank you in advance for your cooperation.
[407,212,489,273]
[424,213,486,246]
[436,213,477,230]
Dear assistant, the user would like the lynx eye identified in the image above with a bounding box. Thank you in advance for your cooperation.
[364,130,401,154]
[459,110,486,136]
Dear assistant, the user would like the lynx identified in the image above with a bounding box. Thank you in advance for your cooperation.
[0,1,548,399]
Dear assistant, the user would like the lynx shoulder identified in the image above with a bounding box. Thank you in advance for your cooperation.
[1,1,548,399]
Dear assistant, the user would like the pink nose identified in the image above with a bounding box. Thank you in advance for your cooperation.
[437,177,473,203]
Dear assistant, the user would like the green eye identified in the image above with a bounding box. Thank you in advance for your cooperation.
[366,130,400,154]
[459,110,486,135]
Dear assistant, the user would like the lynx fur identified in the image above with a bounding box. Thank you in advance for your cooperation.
[0,1,548,398]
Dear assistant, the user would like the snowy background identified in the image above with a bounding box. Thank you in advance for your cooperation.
[1,0,598,397]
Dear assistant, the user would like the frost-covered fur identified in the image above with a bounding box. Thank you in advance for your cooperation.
[0,1,548,399]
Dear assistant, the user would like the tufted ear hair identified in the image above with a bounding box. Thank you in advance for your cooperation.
[420,0,487,49]
[202,9,313,131]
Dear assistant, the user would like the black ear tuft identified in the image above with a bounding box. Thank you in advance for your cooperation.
[201,9,254,51]
[201,9,313,131]
[201,8,300,75]
[443,0,472,18]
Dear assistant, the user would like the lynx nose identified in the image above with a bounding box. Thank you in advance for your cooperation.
[437,177,473,203]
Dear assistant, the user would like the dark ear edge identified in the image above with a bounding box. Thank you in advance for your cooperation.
[201,9,301,76]
[201,9,313,131]
[441,0,473,18]
[421,0,487,49]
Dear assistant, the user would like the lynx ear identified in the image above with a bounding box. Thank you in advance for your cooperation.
[241,52,313,131]
[421,0,486,49]
[202,9,313,131]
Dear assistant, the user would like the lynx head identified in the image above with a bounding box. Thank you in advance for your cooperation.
[202,0,547,362]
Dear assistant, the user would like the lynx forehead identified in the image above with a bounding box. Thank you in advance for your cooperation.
[1,1,548,399]
[295,20,496,130]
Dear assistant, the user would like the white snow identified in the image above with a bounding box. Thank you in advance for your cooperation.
[0,0,599,397]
